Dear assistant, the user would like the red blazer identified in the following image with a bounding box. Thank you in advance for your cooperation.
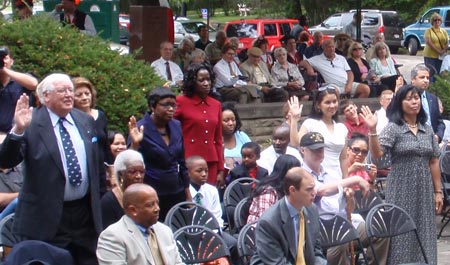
[175,94,224,171]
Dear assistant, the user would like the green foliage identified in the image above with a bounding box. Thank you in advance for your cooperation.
[0,14,164,133]
[430,72,450,119]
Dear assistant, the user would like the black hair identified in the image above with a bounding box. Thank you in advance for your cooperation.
[386,84,427,126]
[147,87,176,112]
[347,132,368,147]
[241,142,261,157]
[299,15,308,26]
[222,101,242,133]
[182,62,215,97]
[309,88,340,121]
[250,154,301,200]
[105,130,125,164]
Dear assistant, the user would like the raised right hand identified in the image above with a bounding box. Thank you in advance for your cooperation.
[12,94,33,134]
[287,96,303,120]
[128,115,143,148]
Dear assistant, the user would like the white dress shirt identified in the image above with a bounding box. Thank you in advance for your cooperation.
[213,59,243,89]
[189,183,224,227]
[150,57,184,86]
[257,145,303,174]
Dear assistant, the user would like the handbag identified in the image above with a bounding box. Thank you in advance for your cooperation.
[431,28,448,60]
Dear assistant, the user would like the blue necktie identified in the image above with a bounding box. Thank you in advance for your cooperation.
[59,118,82,187]
[421,92,431,126]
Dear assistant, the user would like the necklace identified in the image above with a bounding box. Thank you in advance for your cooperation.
[405,122,418,128]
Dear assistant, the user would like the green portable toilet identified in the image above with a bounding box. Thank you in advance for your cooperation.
[43,0,119,43]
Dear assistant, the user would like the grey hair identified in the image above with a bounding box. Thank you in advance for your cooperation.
[321,39,334,49]
[191,49,206,60]
[274,47,287,58]
[36,73,72,104]
[114,149,145,183]
[180,37,194,49]
[411,63,430,79]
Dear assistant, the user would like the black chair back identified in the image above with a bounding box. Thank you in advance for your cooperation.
[353,189,383,219]
[237,221,257,265]
[233,197,252,233]
[164,202,220,233]
[174,225,230,264]
[365,203,428,265]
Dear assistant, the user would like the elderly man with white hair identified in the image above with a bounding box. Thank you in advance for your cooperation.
[0,73,104,264]
[101,149,145,229]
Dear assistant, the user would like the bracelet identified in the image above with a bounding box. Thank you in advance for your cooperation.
[435,190,443,194]
[368,133,377,137]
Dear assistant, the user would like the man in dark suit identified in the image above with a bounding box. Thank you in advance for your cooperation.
[251,167,327,265]
[0,73,103,264]
[411,63,445,141]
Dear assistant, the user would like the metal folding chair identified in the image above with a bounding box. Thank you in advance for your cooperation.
[237,221,257,265]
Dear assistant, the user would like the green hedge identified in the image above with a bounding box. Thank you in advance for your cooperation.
[430,72,450,119]
[0,14,164,133]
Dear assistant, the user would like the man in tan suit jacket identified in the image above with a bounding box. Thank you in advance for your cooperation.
[97,183,183,265]
[239,47,288,102]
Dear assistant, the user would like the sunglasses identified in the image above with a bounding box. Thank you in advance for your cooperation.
[318,85,337,92]
[327,59,335,68]
[350,147,368,156]
[353,47,363,51]
[433,19,442,22]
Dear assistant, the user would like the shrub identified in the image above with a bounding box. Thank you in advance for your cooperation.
[0,14,164,133]
[430,72,450,119]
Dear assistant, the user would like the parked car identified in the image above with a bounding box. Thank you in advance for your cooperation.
[224,18,298,51]
[402,6,450,55]
[174,19,216,47]
[309,10,405,53]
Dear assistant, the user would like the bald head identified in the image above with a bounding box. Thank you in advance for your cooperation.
[123,183,155,209]
[123,183,160,227]
[272,126,290,154]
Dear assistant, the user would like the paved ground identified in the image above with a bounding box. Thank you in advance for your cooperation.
[437,214,450,264]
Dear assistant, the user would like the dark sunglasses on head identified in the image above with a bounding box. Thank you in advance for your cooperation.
[350,147,368,156]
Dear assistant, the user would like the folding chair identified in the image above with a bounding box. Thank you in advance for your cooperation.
[438,141,450,239]
[223,178,258,233]
[233,197,252,233]
[174,225,230,264]
[353,189,383,220]
[318,213,369,265]
[164,202,221,233]
[365,203,428,265]
[237,221,257,265]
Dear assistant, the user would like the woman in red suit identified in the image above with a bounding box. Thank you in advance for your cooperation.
[175,62,225,188]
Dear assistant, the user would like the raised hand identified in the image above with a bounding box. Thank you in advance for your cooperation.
[128,115,143,149]
[287,96,303,120]
[359,105,377,130]
[12,94,33,134]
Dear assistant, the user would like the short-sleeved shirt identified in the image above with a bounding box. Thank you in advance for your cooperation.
[307,53,351,88]
[424,27,449,58]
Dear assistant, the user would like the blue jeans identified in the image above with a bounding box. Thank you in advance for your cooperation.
[0,197,17,220]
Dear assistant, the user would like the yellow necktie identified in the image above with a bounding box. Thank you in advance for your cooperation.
[296,211,306,265]
[148,228,164,265]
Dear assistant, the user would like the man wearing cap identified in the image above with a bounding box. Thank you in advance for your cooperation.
[299,132,388,265]
[0,46,38,138]
[51,0,97,36]
[239,47,289,102]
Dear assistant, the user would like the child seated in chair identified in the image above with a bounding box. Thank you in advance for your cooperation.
[229,142,268,183]
[187,155,237,264]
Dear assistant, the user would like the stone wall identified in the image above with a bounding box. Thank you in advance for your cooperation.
[235,98,382,145]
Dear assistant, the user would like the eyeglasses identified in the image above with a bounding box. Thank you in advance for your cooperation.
[157,102,176,109]
[353,47,363,51]
[350,147,368,156]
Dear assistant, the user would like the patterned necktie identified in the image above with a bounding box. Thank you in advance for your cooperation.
[296,211,306,265]
[193,193,202,205]
[58,118,82,187]
[165,61,173,81]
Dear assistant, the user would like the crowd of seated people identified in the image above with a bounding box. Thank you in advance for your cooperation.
[1,21,448,265]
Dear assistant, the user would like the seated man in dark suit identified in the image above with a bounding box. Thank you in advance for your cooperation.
[229,142,268,183]
[0,73,104,264]
[97,183,183,265]
[251,167,327,265]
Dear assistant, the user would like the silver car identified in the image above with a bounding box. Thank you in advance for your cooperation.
[309,10,405,53]
[174,19,216,47]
